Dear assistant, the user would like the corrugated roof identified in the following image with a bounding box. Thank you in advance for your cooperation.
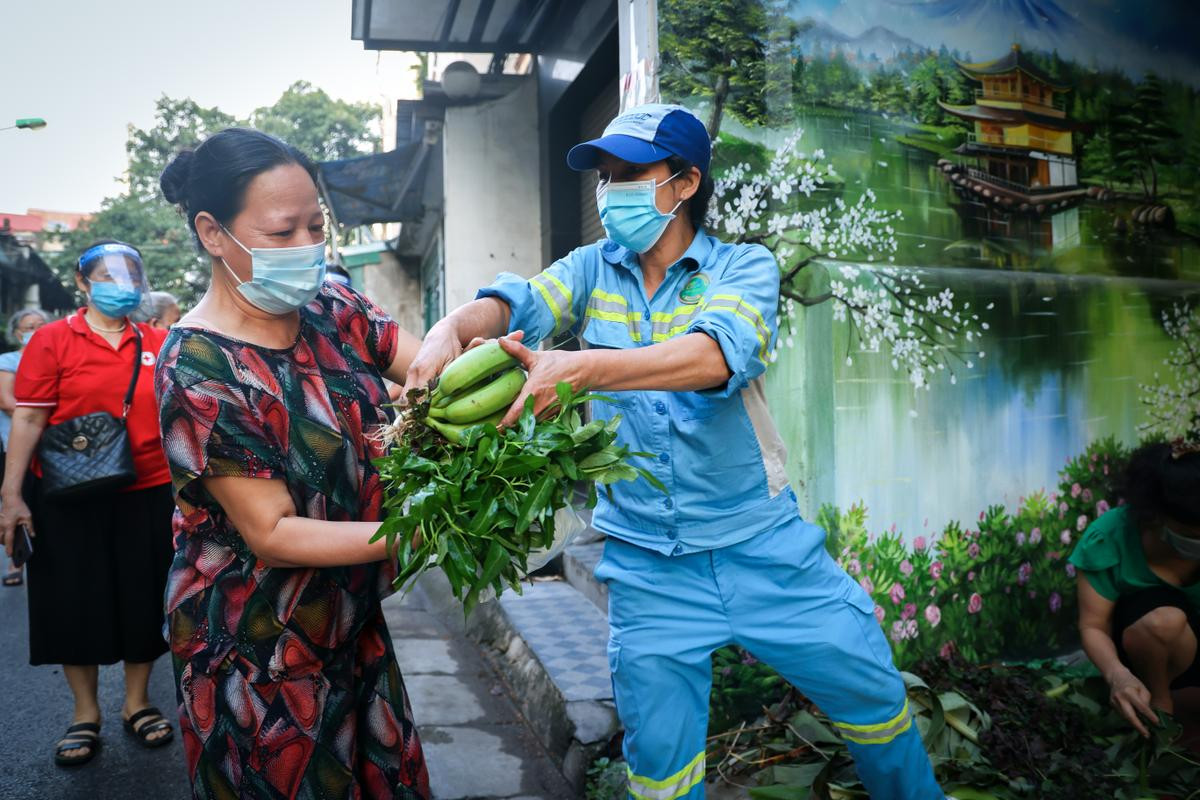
[955,45,1070,91]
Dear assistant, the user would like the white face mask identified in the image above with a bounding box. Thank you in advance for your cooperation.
[220,226,327,314]
[1162,524,1200,560]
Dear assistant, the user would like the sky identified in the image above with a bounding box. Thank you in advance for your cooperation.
[798,0,1200,84]
[0,0,419,215]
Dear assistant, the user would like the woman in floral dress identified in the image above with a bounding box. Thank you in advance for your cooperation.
[155,127,429,799]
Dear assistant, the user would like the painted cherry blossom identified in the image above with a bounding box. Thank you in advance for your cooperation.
[707,129,987,392]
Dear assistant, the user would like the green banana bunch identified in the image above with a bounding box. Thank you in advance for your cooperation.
[430,341,518,404]
[424,342,526,440]
[425,410,506,444]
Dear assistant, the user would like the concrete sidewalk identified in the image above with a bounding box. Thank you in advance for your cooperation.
[383,581,576,800]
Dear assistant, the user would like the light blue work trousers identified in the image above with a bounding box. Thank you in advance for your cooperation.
[594,516,944,800]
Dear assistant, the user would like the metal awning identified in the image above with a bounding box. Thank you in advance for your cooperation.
[317,143,432,228]
[351,0,612,54]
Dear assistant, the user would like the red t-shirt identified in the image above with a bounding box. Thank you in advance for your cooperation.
[15,310,170,491]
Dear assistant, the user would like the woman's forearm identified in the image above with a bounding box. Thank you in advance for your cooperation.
[1,409,47,499]
[1080,624,1130,683]
[585,332,732,393]
[442,298,511,347]
[255,517,388,569]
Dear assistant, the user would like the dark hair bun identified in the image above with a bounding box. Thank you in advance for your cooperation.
[156,128,316,251]
[160,149,195,206]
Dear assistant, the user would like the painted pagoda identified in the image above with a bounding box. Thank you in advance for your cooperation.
[939,44,1085,210]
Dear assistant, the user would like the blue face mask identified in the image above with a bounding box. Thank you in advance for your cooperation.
[19,331,36,346]
[90,282,145,318]
[220,227,327,315]
[597,171,682,254]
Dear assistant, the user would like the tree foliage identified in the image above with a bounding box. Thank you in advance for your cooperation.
[50,86,381,308]
[250,81,382,162]
[659,0,772,138]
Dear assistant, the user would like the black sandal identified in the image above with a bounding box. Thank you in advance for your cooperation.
[123,706,174,748]
[55,722,101,767]
[2,569,22,587]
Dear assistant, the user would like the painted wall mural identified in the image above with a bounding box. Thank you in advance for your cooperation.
[657,0,1200,549]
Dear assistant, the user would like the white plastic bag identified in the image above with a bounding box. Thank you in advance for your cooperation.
[525,505,588,574]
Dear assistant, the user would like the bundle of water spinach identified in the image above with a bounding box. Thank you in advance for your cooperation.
[373,341,665,614]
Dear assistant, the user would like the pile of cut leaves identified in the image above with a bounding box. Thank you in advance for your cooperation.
[373,382,662,614]
[705,655,1200,800]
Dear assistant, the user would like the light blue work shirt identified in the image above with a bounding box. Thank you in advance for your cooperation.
[478,229,797,556]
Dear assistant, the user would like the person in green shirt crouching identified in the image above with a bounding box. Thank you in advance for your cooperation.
[1070,440,1200,737]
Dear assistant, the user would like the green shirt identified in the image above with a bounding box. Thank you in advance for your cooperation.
[1068,506,1200,611]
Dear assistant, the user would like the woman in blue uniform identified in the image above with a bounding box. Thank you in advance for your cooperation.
[404,104,943,800]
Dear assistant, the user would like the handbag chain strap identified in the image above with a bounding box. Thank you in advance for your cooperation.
[122,326,143,420]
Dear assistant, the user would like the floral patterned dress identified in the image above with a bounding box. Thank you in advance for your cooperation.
[155,283,429,800]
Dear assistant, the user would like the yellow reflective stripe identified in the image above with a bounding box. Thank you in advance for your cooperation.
[584,307,643,342]
[591,288,629,306]
[531,273,573,333]
[585,288,642,342]
[704,295,770,360]
[627,752,705,800]
[650,306,702,342]
[831,700,913,745]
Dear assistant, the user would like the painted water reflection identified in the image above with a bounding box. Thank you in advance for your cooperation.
[725,110,1200,282]
[740,109,1200,536]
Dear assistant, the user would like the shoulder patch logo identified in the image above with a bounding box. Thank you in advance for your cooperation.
[678,273,709,305]
[141,351,157,367]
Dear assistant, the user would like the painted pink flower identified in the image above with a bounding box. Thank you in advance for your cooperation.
[929,561,943,580]
[1096,500,1110,515]
[1081,489,1093,504]
[1058,501,1068,515]
[847,558,862,576]
[899,559,914,577]
[939,640,957,659]
[902,602,916,620]
[1030,528,1042,545]
[967,542,980,559]
[1065,564,1077,578]
[874,604,886,624]
[1060,529,1072,545]
[913,536,928,552]
[968,593,983,614]
[1028,590,1037,599]
[1070,482,1082,498]
[890,620,906,643]
[924,604,942,627]
[1103,465,1109,475]
[890,583,906,605]
[859,576,875,594]
[1016,531,1027,546]
[1049,592,1062,613]
[967,570,976,581]
[903,619,918,639]
[1017,561,1032,585]
[1076,514,1088,532]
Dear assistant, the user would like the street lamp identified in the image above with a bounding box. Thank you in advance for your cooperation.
[0,118,48,132]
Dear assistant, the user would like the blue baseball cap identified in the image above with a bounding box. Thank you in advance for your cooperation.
[567,103,711,176]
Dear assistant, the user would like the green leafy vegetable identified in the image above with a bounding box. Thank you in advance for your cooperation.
[374,382,664,615]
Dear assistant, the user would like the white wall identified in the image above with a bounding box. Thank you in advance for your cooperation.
[442,78,543,313]
[359,250,423,337]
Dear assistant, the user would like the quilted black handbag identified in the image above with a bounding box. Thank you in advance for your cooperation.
[37,328,142,500]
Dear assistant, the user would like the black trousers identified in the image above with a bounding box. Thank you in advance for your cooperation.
[27,480,175,666]
[1112,586,1200,691]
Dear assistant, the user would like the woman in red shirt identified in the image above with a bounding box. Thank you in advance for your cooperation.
[0,241,175,766]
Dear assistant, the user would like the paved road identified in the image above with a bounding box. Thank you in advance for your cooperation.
[0,581,189,800]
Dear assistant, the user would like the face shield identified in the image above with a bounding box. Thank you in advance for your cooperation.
[77,243,151,294]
